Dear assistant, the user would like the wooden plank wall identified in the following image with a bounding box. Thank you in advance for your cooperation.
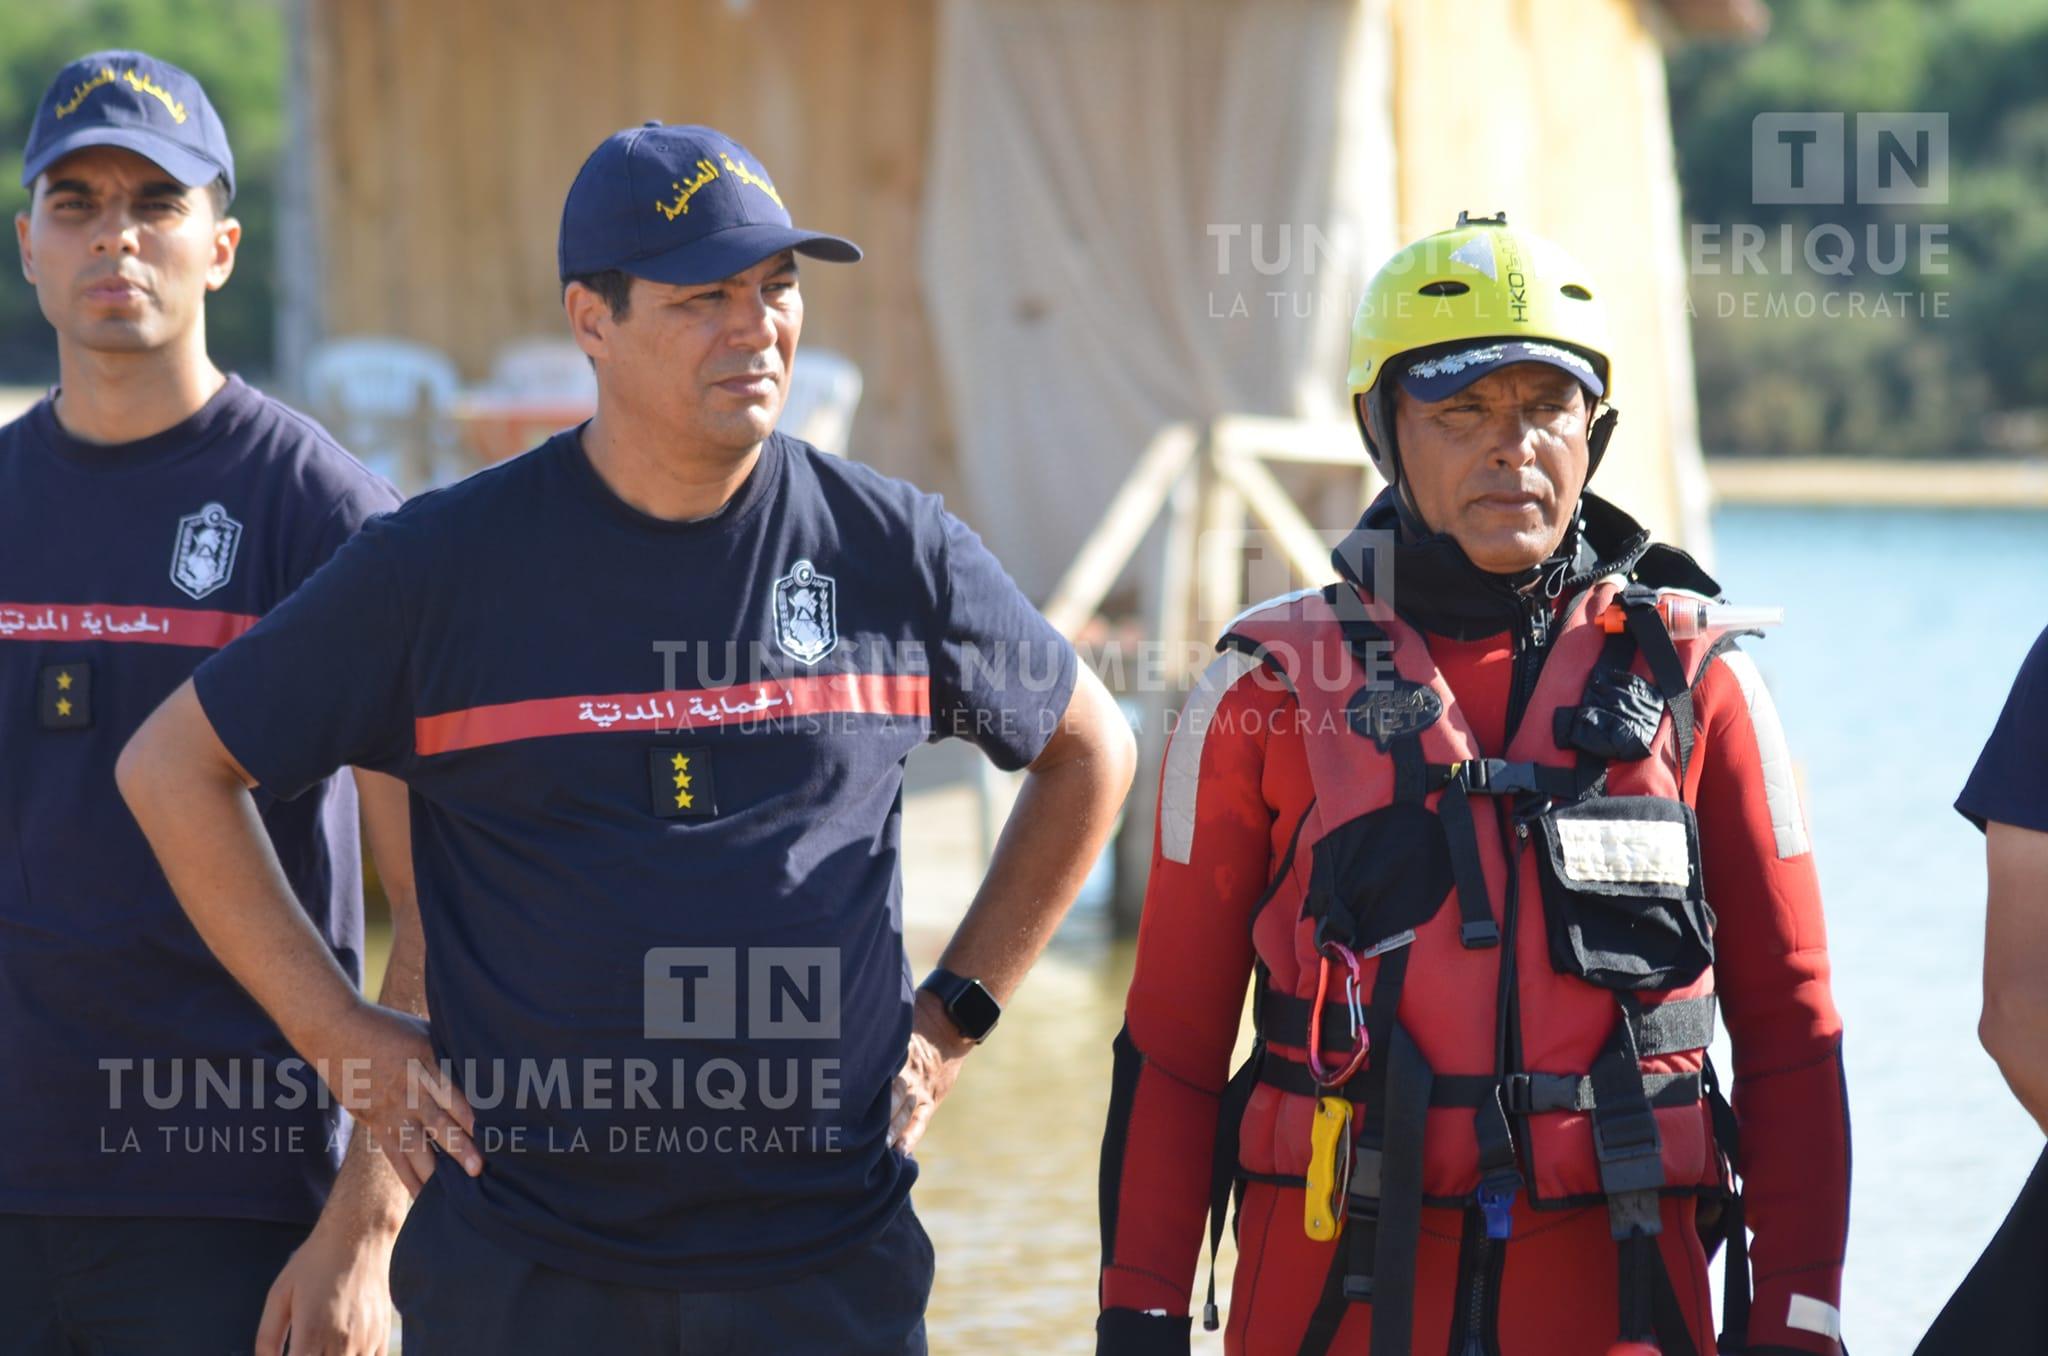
[1387,0,1705,551]
[307,0,952,490]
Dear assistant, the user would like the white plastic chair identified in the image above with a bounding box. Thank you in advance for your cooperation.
[302,337,463,493]
[778,348,864,456]
[484,339,599,403]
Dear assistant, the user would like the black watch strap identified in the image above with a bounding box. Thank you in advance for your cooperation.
[919,967,1002,1043]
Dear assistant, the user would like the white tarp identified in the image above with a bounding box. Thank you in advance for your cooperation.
[920,0,1397,597]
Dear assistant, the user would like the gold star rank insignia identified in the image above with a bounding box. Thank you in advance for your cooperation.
[40,663,91,730]
[650,746,716,819]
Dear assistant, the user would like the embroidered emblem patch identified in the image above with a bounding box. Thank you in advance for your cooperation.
[169,503,242,601]
[771,559,836,665]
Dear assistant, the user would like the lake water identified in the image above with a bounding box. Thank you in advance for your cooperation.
[907,505,2048,1355]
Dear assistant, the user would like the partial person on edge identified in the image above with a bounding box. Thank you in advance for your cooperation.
[3,49,410,1356]
[1914,626,2048,1353]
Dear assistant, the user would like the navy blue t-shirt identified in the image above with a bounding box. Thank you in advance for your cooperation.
[0,376,399,1223]
[1958,624,2048,833]
[192,428,1077,1287]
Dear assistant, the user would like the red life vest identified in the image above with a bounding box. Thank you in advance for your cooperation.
[1214,575,1739,1353]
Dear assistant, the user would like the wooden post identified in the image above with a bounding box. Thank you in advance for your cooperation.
[275,0,324,401]
[1045,415,1368,936]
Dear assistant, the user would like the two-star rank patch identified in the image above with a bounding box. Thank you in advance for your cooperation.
[39,662,91,730]
[649,746,717,819]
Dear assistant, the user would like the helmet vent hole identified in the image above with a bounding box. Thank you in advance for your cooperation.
[1561,284,1593,300]
[1418,280,1469,297]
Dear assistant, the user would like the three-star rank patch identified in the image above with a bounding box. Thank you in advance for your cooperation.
[39,662,91,730]
[649,746,717,819]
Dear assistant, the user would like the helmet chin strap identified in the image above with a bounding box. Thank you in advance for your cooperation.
[1585,403,1619,479]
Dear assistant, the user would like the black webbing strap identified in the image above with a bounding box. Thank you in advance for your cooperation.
[1294,942,1415,1356]
[1251,977,1666,1059]
[1622,589,1698,785]
[1255,992,1364,1055]
[1362,1028,1430,1356]
[1617,1232,1663,1348]
[1426,1069,1703,1113]
[1702,1055,1753,1351]
[1437,778,1499,948]
[1591,994,1669,1345]
[1199,1044,1265,1330]
[1428,757,1593,801]
[1261,1058,1706,1109]
[1390,735,1431,808]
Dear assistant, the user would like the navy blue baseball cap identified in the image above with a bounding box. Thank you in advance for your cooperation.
[1397,338,1606,403]
[558,122,860,285]
[21,51,234,199]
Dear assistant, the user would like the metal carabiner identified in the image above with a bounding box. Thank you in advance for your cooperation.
[1306,942,1371,1088]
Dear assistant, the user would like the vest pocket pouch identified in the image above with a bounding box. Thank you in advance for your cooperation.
[1306,802,1455,953]
[1533,796,1715,990]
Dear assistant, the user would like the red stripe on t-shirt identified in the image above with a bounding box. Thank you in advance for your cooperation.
[413,672,933,756]
[0,601,259,649]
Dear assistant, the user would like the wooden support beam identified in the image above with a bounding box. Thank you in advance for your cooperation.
[1043,422,1200,639]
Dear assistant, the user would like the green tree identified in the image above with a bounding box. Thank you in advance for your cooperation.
[0,0,284,383]
[1667,0,2048,456]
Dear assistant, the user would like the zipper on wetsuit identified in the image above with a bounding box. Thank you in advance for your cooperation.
[1503,590,1551,743]
[1454,1202,1511,1356]
[1461,595,1549,1356]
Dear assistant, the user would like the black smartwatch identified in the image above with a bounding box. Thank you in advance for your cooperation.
[918,968,1001,1043]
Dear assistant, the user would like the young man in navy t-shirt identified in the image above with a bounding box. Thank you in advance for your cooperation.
[1917,625,2048,1350]
[1960,624,2048,1130]
[4,51,411,1355]
[120,122,1137,1352]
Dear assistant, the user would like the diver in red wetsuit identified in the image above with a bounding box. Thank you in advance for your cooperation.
[1096,216,1850,1356]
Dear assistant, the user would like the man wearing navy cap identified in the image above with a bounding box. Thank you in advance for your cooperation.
[120,122,1136,1353]
[4,50,415,1356]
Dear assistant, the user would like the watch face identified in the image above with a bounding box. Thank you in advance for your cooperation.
[950,979,1002,1041]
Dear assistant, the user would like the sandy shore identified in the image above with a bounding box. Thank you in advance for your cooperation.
[1709,456,2048,508]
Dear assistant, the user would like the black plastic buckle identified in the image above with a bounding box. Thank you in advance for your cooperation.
[1460,919,1501,947]
[1454,758,1548,797]
[1621,583,1662,612]
[1500,1072,1535,1115]
[1594,1108,1665,1195]
[1594,1106,1660,1160]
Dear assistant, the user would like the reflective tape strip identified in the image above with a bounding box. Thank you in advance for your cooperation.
[1226,586,1321,632]
[1555,817,1692,888]
[1159,650,1263,864]
[1720,650,1812,859]
[1786,1294,1842,1339]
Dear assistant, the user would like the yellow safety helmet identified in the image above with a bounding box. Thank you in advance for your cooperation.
[1349,212,1616,480]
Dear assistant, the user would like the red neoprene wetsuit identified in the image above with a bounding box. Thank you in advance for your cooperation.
[1100,629,1849,1355]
